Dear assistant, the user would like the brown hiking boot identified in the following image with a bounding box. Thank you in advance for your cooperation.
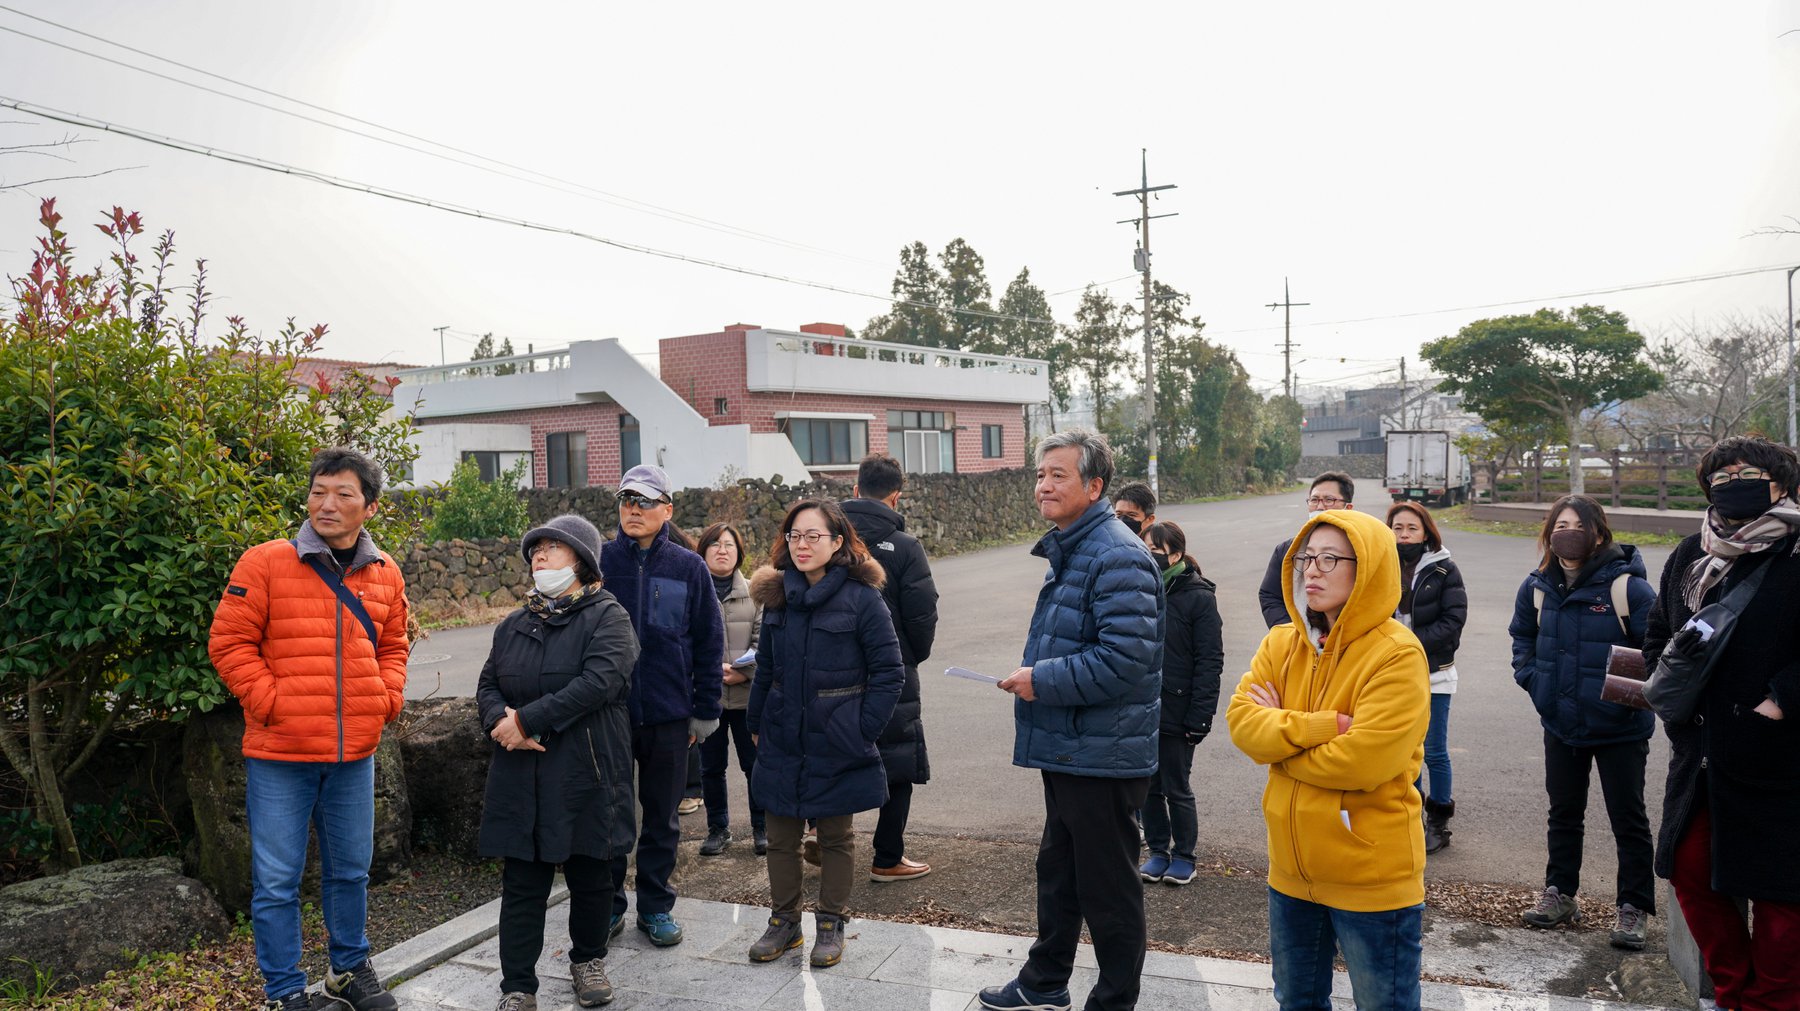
[747,914,803,962]
[1521,885,1582,928]
[810,913,847,968]
[570,957,613,1006]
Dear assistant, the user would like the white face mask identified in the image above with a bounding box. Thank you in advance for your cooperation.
[1307,510,1325,521]
[533,567,577,596]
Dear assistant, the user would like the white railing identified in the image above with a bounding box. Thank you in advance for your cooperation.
[394,349,572,386]
[765,333,1048,376]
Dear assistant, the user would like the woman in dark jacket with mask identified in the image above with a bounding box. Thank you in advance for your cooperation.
[1387,501,1467,854]
[477,514,640,1011]
[1643,437,1800,1009]
[744,498,904,970]
[1136,522,1222,889]
[1507,494,1657,951]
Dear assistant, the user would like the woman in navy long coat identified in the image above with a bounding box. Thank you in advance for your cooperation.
[744,498,903,970]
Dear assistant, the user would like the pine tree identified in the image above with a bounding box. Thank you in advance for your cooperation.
[938,238,993,352]
[1067,286,1135,430]
[990,268,1070,410]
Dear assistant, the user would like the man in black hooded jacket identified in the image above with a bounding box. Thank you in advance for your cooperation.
[842,453,940,882]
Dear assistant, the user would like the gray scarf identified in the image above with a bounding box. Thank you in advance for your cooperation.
[1684,497,1800,610]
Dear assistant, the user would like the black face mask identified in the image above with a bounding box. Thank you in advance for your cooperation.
[1396,542,1427,564]
[1712,478,1775,522]
[1117,514,1143,535]
[1548,528,1593,564]
[1151,551,1171,571]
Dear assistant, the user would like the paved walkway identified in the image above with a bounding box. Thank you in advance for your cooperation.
[380,891,1678,1011]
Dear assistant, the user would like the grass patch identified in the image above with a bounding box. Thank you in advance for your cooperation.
[1435,504,1691,546]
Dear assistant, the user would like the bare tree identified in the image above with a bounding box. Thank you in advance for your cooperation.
[1,124,138,193]
[1604,312,1789,448]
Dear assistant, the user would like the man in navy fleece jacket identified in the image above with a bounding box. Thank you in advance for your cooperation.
[600,465,724,946]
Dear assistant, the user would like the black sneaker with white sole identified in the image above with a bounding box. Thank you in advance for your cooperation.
[323,959,397,1011]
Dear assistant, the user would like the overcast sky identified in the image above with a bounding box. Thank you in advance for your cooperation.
[3,1,1798,396]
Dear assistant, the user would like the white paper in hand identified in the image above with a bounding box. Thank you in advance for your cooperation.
[945,666,1001,684]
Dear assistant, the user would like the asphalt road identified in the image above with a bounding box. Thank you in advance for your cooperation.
[406,491,1674,899]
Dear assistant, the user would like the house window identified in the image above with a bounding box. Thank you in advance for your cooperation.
[714,397,729,416]
[982,424,1004,458]
[619,414,641,472]
[460,450,500,482]
[886,410,956,474]
[546,431,588,488]
[781,418,868,466]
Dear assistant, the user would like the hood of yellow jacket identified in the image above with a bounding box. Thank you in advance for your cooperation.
[1283,509,1401,646]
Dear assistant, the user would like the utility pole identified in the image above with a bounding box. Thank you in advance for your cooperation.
[1399,356,1407,428]
[1266,279,1309,401]
[1113,149,1177,496]
[1786,265,1798,447]
[434,325,450,366]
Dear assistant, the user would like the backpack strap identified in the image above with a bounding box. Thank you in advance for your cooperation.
[293,541,379,647]
[1609,573,1631,639]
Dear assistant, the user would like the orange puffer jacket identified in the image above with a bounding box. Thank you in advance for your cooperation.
[209,533,411,762]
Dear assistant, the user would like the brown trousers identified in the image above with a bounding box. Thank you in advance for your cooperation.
[765,814,855,918]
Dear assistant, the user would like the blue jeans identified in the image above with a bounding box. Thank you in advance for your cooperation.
[1413,693,1453,805]
[1267,888,1422,1010]
[245,756,376,1000]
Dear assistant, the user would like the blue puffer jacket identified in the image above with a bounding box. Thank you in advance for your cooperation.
[598,523,724,727]
[1014,498,1163,777]
[746,560,904,819]
[1508,543,1656,747]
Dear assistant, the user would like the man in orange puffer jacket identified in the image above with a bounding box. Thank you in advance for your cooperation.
[209,448,410,1011]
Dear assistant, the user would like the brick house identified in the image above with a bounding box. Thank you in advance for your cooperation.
[391,322,1051,489]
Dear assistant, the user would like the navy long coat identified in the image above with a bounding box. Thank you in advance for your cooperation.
[746,560,904,819]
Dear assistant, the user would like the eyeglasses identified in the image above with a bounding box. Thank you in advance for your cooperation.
[1295,551,1356,573]
[1707,466,1771,486]
[618,492,669,511]
[528,540,566,561]
[784,530,836,546]
[1306,496,1347,509]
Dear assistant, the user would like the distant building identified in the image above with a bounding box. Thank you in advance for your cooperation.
[391,322,1051,489]
[1301,380,1472,456]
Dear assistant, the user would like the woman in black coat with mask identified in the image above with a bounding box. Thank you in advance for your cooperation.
[1643,437,1800,1008]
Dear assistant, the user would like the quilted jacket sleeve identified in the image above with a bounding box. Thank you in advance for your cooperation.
[209,546,279,724]
[1031,542,1161,708]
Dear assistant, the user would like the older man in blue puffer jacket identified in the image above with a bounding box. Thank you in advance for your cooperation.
[982,430,1163,1011]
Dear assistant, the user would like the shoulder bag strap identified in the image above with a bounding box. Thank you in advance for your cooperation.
[293,541,380,647]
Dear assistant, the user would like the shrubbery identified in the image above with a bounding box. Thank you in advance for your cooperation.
[425,457,530,542]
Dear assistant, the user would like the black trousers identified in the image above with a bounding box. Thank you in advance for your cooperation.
[610,719,689,918]
[699,708,763,833]
[499,854,612,995]
[1020,771,1151,1011]
[871,778,914,869]
[1542,729,1656,912]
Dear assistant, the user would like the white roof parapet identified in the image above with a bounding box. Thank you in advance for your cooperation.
[746,329,1051,405]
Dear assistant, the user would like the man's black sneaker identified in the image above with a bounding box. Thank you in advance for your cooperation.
[265,993,350,1011]
[700,827,733,856]
[323,959,398,1011]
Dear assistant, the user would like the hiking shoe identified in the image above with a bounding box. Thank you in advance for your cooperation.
[1139,853,1170,883]
[570,957,613,1006]
[810,913,847,968]
[1163,857,1197,886]
[677,796,703,816]
[495,994,536,1011]
[747,914,804,962]
[265,994,349,1011]
[637,911,684,946]
[753,827,769,855]
[978,978,1074,1011]
[700,827,733,856]
[324,959,397,1011]
[1611,903,1648,951]
[1521,885,1582,928]
[607,911,625,941]
[802,828,821,866]
[870,857,932,882]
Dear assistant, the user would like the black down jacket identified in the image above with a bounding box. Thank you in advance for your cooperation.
[1160,563,1223,740]
[1644,532,1800,902]
[842,497,938,784]
[476,589,640,863]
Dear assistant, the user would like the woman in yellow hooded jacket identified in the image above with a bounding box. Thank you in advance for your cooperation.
[1227,509,1431,1010]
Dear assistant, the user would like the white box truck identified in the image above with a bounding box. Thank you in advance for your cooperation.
[1385,430,1471,506]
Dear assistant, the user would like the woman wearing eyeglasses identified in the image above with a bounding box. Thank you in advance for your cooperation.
[1508,493,1657,950]
[744,498,904,969]
[1643,437,1800,1007]
[1228,509,1431,1009]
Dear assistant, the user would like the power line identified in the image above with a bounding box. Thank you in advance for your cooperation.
[0,96,1068,329]
[0,13,888,266]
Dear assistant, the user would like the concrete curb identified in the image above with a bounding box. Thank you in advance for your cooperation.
[373,882,568,986]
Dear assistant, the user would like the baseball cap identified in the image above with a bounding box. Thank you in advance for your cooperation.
[618,464,673,501]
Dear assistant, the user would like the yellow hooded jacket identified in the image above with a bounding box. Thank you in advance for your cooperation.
[1226,509,1430,911]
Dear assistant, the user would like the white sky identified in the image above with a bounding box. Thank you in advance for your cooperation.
[3,1,1799,396]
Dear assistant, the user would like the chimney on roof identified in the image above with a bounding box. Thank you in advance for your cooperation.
[799,322,847,338]
[724,322,759,332]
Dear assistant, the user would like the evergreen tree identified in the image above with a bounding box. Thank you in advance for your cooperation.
[863,241,948,348]
[990,268,1070,411]
[1067,286,1135,430]
[938,238,993,352]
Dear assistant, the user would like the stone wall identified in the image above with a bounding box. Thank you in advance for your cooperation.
[400,469,1046,602]
[1295,454,1385,483]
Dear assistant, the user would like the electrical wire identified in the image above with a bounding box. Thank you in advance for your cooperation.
[0,13,890,266]
[0,96,1070,329]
